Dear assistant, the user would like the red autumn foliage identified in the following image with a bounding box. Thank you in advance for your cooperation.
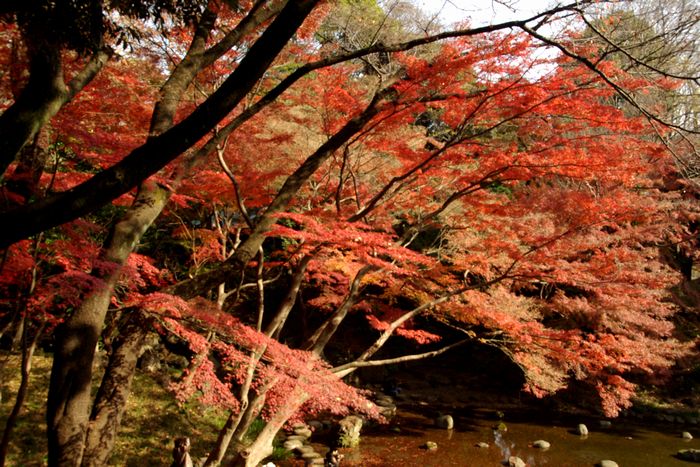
[0,5,696,435]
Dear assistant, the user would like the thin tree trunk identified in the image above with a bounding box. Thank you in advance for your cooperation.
[265,253,313,339]
[229,386,309,467]
[206,250,312,465]
[303,265,375,354]
[0,322,44,466]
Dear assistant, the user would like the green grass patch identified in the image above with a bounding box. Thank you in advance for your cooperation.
[0,352,231,466]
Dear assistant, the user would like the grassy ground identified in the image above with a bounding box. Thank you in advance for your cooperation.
[0,351,228,466]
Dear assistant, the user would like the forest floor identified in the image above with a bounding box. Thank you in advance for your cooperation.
[0,352,227,466]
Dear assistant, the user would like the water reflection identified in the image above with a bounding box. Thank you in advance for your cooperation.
[493,429,513,461]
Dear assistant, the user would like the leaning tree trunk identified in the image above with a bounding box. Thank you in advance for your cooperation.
[45,7,217,465]
[0,38,109,178]
[45,3,320,464]
[230,386,310,467]
[46,184,168,466]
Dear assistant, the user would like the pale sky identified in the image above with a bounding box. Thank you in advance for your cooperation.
[417,0,555,26]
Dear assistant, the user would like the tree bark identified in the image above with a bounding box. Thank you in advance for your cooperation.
[229,386,309,467]
[81,322,149,467]
[46,184,168,466]
[0,39,111,179]
[303,265,375,354]
[0,0,320,248]
[0,44,65,177]
[44,1,320,463]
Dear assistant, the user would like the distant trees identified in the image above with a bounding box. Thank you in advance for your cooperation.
[0,1,698,466]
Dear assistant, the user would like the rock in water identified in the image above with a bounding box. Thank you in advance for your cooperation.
[598,461,619,467]
[293,425,313,439]
[677,449,700,462]
[682,431,693,440]
[337,415,363,448]
[532,439,550,449]
[508,456,526,467]
[577,423,589,436]
[435,414,454,430]
[422,441,438,451]
[324,449,343,467]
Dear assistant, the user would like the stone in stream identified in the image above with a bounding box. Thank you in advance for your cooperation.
[375,395,395,407]
[422,441,438,451]
[682,431,693,440]
[435,414,454,430]
[597,461,619,467]
[532,439,550,449]
[599,420,612,428]
[677,448,700,462]
[300,450,322,460]
[337,415,363,448]
[282,439,304,451]
[494,421,508,432]
[576,423,589,436]
[508,456,526,467]
[299,445,317,455]
[475,441,489,448]
[293,425,313,439]
[324,449,343,467]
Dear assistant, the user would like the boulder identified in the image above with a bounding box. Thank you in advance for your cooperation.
[283,439,304,451]
[375,395,395,407]
[308,420,324,431]
[682,431,694,440]
[598,461,619,467]
[435,414,454,430]
[577,423,589,436]
[508,456,526,467]
[300,451,322,461]
[475,442,489,448]
[337,415,363,448]
[293,425,313,439]
[677,449,700,462]
[422,441,438,451]
[532,439,550,449]
[599,420,612,428]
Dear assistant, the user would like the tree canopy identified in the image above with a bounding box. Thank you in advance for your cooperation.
[0,1,698,466]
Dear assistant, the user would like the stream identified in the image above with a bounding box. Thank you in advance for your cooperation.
[299,409,699,466]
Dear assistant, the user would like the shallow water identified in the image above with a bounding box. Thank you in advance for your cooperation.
[307,410,699,466]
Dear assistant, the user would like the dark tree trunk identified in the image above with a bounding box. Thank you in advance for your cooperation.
[81,321,149,467]
[45,2,320,465]
[0,0,321,248]
[46,184,168,466]
[0,44,65,177]
[0,37,110,180]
